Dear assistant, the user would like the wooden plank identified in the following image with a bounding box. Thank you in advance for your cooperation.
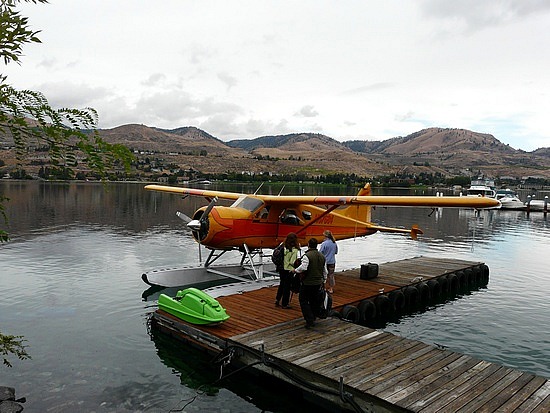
[378,354,475,401]
[363,351,463,394]
[476,372,538,413]
[344,340,428,384]
[292,330,384,366]
[314,334,406,378]
[387,356,483,405]
[415,256,481,267]
[403,360,494,410]
[495,376,548,413]
[269,327,379,361]
[352,346,442,390]
[455,369,524,412]
[435,366,511,412]
[515,380,550,412]
[418,362,502,413]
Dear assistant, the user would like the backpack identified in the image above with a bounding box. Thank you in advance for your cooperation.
[317,288,333,319]
[271,243,284,270]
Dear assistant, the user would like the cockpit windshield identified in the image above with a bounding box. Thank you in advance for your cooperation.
[230,196,265,213]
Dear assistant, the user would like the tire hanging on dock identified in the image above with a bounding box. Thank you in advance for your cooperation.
[438,275,450,294]
[328,309,342,319]
[374,295,394,318]
[416,282,431,304]
[480,264,490,286]
[426,279,441,301]
[341,305,360,323]
[471,266,482,286]
[403,285,420,309]
[447,272,459,293]
[388,290,406,313]
[464,268,476,289]
[455,271,467,290]
[358,299,376,323]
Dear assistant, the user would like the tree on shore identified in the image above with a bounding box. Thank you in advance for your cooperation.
[1,0,132,366]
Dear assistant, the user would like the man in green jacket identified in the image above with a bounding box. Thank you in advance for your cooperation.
[293,238,328,328]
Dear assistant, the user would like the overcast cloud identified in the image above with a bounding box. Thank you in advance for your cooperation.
[5,0,550,151]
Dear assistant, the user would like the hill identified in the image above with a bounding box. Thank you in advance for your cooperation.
[99,124,232,156]
[1,124,549,181]
[342,128,549,179]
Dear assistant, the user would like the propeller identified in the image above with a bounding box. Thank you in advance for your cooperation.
[187,196,218,239]
[176,197,218,264]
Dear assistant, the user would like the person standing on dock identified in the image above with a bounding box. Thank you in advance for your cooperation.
[275,232,300,309]
[319,229,338,294]
[293,238,327,328]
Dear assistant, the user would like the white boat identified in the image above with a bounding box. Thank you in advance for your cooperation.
[495,189,525,210]
[525,196,549,212]
[465,179,497,198]
[464,179,501,209]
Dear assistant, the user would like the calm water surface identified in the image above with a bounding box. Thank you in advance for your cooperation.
[0,181,549,412]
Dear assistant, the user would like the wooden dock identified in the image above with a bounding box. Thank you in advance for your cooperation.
[151,256,550,413]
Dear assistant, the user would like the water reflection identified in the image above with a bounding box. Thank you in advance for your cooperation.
[0,181,549,412]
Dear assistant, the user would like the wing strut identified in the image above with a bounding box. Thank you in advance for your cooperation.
[295,205,340,236]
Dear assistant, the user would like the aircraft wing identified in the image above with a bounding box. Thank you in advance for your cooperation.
[145,184,499,209]
[144,184,243,201]
[258,194,500,209]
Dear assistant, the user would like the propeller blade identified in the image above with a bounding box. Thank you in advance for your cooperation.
[176,211,192,224]
[200,196,218,221]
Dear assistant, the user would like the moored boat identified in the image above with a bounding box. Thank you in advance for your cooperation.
[525,196,549,212]
[495,189,525,210]
[465,179,497,198]
[158,288,230,325]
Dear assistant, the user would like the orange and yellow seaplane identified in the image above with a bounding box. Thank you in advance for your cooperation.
[142,183,498,288]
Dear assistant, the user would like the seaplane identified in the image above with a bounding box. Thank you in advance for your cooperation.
[141,183,499,291]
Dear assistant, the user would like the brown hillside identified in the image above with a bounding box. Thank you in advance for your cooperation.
[1,123,549,180]
[99,124,239,157]
[382,128,515,155]
[251,134,354,161]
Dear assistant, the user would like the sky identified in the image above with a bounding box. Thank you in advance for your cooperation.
[5,0,550,151]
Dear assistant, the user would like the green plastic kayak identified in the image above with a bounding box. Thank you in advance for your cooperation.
[158,288,230,325]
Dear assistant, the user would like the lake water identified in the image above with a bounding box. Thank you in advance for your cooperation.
[1,181,549,412]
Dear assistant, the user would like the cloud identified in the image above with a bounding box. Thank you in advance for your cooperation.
[187,44,217,65]
[295,105,318,118]
[394,111,416,122]
[37,57,57,68]
[217,72,238,90]
[133,90,241,124]
[420,0,550,32]
[198,117,292,141]
[36,81,110,109]
[341,83,394,96]
[141,73,166,87]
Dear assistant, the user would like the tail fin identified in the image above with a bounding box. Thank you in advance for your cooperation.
[340,183,372,222]
[356,182,371,196]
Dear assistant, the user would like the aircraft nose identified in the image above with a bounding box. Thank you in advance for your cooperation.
[187,219,202,232]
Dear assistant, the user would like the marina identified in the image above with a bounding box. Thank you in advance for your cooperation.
[151,257,550,413]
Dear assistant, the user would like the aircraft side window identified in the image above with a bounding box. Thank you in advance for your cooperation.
[257,207,270,220]
[281,209,301,225]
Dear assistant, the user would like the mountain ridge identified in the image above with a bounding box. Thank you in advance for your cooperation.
[100,124,549,179]
[1,124,548,180]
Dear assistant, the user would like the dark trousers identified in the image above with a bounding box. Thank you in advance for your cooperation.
[299,283,322,325]
[276,270,292,306]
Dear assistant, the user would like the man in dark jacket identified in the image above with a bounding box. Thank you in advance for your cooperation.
[293,238,327,328]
